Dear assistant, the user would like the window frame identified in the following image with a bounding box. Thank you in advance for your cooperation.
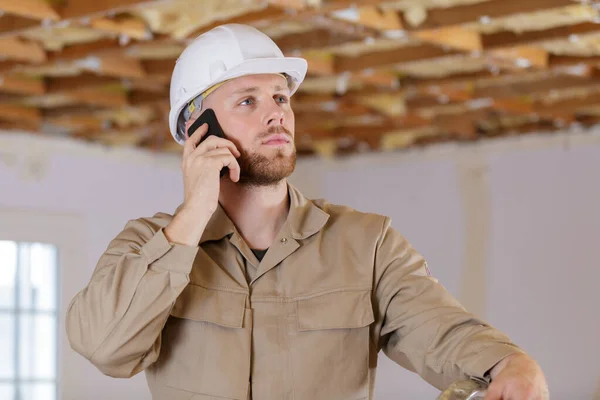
[0,208,86,400]
[0,240,60,399]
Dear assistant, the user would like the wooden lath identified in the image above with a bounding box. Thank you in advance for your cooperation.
[481,22,600,50]
[0,14,44,36]
[0,103,41,124]
[55,0,158,20]
[0,74,45,95]
[399,0,575,30]
[0,37,46,63]
[335,44,459,73]
[0,0,60,21]
[89,15,150,40]
[2,0,600,157]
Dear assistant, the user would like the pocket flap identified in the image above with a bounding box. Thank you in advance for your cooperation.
[296,289,375,331]
[170,284,247,329]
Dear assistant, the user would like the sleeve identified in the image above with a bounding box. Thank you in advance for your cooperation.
[372,217,525,390]
[65,215,199,378]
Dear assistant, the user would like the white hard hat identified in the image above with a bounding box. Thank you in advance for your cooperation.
[168,23,308,144]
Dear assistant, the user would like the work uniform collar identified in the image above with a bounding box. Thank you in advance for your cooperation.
[191,181,329,245]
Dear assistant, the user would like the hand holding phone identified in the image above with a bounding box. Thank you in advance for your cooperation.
[187,108,229,177]
[167,109,241,245]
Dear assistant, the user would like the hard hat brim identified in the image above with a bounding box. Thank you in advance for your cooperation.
[169,56,308,145]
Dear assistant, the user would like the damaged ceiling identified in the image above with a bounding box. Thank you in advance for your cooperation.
[2,0,600,158]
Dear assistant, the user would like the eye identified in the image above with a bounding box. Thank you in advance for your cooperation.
[275,95,289,103]
[240,97,255,106]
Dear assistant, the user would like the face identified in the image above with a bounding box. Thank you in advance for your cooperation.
[185,74,296,187]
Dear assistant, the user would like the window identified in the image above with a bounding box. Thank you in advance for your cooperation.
[0,241,59,400]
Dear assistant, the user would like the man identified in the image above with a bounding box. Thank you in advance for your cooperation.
[66,24,549,400]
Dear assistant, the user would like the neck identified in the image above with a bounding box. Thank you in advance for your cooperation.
[219,179,290,250]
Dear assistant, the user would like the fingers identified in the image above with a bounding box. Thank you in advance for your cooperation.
[183,122,208,159]
[483,383,502,400]
[196,136,241,158]
[483,376,546,400]
[183,125,240,161]
[184,147,241,182]
[224,153,241,182]
[206,150,241,182]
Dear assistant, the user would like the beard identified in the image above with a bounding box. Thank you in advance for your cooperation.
[235,127,296,187]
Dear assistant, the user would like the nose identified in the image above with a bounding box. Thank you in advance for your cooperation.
[265,100,285,127]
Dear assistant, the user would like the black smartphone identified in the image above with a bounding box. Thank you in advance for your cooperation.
[187,108,228,177]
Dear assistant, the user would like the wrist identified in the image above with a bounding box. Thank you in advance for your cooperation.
[165,208,211,247]
[490,353,527,380]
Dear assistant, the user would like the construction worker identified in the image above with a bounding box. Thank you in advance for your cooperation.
[66,24,549,400]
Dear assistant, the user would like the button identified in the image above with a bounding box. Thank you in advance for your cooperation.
[280,238,288,244]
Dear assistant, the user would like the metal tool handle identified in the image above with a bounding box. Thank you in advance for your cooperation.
[436,378,489,400]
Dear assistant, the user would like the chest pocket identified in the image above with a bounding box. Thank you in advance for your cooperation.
[289,289,375,400]
[159,284,251,400]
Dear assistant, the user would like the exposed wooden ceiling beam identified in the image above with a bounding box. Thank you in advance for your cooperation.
[82,54,146,79]
[351,69,398,87]
[46,73,119,92]
[401,0,574,30]
[487,47,549,69]
[0,103,41,123]
[66,86,129,107]
[335,44,459,73]
[89,15,150,40]
[0,14,41,35]
[128,88,168,105]
[45,114,107,132]
[0,74,45,95]
[42,105,105,118]
[186,5,287,38]
[472,75,598,98]
[412,86,535,117]
[140,58,175,77]
[330,5,403,31]
[482,22,600,49]
[56,0,158,20]
[276,27,364,53]
[0,37,46,63]
[413,26,482,52]
[0,0,60,21]
[549,54,600,67]
[433,108,494,139]
[388,113,433,130]
[262,0,308,11]
[405,94,458,109]
[0,119,41,131]
[47,38,123,62]
[82,120,165,146]
[477,119,561,136]
[307,14,379,38]
[0,61,22,74]
[296,111,432,141]
[533,91,600,116]
[361,6,403,31]
[405,70,509,90]
[302,51,335,75]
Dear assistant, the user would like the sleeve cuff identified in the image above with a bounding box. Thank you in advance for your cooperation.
[140,228,199,274]
[465,344,526,381]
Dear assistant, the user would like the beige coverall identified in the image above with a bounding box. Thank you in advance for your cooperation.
[66,183,523,400]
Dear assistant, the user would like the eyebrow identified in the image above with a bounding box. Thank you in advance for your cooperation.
[229,84,288,97]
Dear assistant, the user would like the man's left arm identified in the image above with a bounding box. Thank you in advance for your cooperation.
[372,217,548,399]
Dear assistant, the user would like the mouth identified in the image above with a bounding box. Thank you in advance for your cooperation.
[262,134,291,146]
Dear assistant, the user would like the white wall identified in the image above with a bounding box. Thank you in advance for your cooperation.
[1,128,599,400]
[0,136,183,400]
